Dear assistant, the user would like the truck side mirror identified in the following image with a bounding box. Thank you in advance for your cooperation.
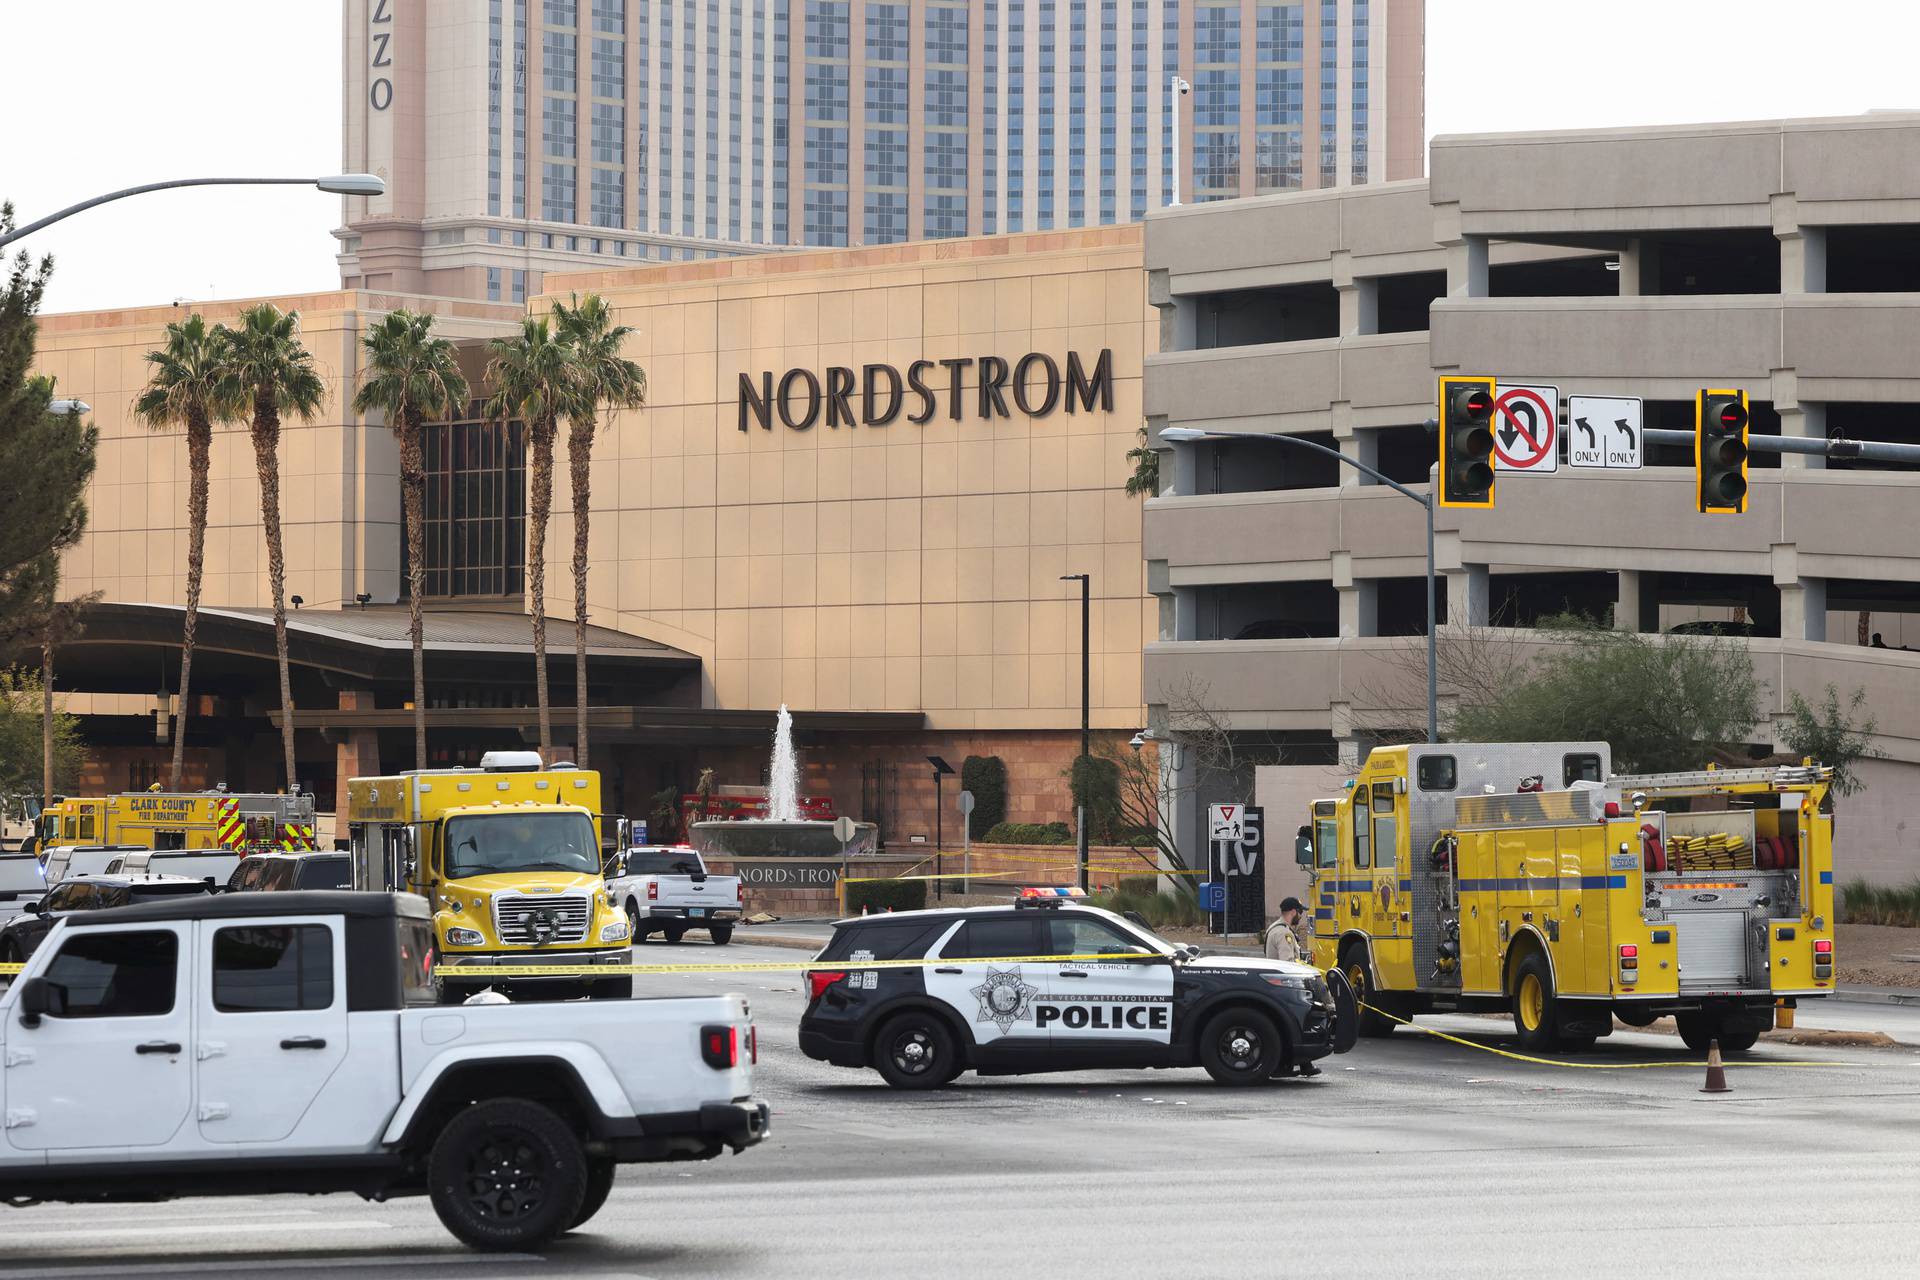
[16,977,63,1028]
[1294,826,1314,866]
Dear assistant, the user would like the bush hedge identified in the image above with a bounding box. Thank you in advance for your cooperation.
[1840,877,1920,928]
[960,755,1008,840]
[846,878,928,913]
[981,820,1074,845]
[1088,878,1202,930]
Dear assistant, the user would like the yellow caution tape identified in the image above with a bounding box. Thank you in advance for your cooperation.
[1360,1001,1846,1070]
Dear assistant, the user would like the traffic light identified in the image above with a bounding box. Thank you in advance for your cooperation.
[1438,375,1497,509]
[1695,388,1749,514]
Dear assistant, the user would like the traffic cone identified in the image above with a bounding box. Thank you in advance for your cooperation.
[1700,1039,1731,1094]
[861,905,869,916]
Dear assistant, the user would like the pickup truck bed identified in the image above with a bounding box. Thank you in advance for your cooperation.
[609,848,744,944]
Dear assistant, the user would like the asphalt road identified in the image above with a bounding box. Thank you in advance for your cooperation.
[4,939,1919,1278]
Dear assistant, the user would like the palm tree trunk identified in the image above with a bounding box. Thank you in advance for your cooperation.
[528,415,556,761]
[399,408,430,770]
[171,414,212,788]
[253,398,298,791]
[568,418,594,767]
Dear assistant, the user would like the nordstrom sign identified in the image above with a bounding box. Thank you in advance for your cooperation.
[738,349,1114,432]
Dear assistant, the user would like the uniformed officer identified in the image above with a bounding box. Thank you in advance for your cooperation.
[1264,896,1321,1078]
[1263,896,1309,962]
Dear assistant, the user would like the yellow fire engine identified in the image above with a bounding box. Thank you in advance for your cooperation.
[346,751,631,1001]
[1302,742,1836,1053]
[36,790,317,857]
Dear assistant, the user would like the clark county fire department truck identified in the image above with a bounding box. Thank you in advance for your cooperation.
[347,752,632,1001]
[1302,742,1836,1053]
[35,789,317,859]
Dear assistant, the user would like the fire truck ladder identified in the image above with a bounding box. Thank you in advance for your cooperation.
[1610,764,1831,796]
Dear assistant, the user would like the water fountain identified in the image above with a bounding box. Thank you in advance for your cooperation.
[689,705,878,859]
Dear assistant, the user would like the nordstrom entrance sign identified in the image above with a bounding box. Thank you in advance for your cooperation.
[739,349,1114,432]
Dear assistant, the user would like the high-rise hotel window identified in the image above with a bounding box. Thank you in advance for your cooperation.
[410,408,527,599]
[590,168,624,226]
[1350,0,1369,182]
[591,37,624,98]
[543,162,577,221]
[544,96,577,158]
[543,28,577,92]
[590,0,623,34]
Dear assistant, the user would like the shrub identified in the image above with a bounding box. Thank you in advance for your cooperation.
[1068,754,1124,844]
[1088,878,1202,930]
[846,877,928,914]
[981,821,1073,845]
[960,755,1008,840]
[1839,877,1920,928]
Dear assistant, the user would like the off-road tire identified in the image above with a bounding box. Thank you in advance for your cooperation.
[709,926,733,946]
[873,1010,962,1089]
[427,1098,588,1251]
[568,1159,617,1231]
[1197,1007,1283,1085]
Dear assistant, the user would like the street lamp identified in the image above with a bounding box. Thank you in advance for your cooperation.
[0,174,386,249]
[1159,426,1439,744]
[1060,573,1091,892]
[1168,76,1192,208]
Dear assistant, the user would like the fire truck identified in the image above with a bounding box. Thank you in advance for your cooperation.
[346,752,631,1001]
[36,789,318,857]
[1302,742,1835,1053]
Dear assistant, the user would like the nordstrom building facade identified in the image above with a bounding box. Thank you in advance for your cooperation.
[30,227,1154,841]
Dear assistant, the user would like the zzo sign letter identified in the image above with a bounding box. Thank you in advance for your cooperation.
[368,0,394,111]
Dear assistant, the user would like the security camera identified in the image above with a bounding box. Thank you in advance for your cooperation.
[1178,81,1190,95]
[1129,732,1147,751]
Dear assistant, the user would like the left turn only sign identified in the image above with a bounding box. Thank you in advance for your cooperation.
[1491,384,1560,474]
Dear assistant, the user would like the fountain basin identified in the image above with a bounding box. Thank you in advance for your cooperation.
[689,818,878,859]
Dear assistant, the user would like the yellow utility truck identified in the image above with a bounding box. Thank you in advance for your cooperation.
[36,789,317,856]
[1302,743,1836,1053]
[346,751,632,1001]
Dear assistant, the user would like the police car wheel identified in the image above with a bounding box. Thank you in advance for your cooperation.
[1198,1008,1283,1085]
[873,1011,961,1089]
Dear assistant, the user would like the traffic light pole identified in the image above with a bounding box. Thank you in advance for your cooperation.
[1643,428,1920,465]
[1161,429,1438,744]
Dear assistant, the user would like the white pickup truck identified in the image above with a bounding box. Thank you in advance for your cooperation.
[609,847,744,945]
[0,890,768,1250]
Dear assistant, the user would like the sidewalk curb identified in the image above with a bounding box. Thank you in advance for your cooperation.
[734,932,827,952]
[1834,987,1920,1007]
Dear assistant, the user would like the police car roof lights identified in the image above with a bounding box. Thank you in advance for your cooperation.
[1013,885,1085,908]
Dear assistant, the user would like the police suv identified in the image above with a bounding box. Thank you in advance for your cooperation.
[799,895,1356,1087]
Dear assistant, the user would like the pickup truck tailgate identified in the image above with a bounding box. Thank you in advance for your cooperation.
[397,993,757,1122]
[654,875,740,908]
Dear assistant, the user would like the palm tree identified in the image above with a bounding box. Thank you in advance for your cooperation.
[220,303,325,792]
[134,314,233,788]
[352,311,470,770]
[552,294,646,768]
[485,317,576,762]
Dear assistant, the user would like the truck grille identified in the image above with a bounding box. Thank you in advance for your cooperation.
[492,893,592,945]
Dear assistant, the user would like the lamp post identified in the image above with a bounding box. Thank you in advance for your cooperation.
[0,174,386,249]
[1060,573,1091,892]
[1167,76,1192,208]
[1159,427,1439,744]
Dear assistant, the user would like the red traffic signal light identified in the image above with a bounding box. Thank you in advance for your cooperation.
[1696,388,1749,515]
[1438,376,1497,509]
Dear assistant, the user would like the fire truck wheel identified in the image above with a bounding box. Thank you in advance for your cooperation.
[1510,952,1558,1052]
[1338,946,1397,1038]
[1615,1005,1659,1028]
[1675,1012,1714,1052]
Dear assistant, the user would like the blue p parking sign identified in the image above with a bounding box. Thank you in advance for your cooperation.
[1198,881,1225,912]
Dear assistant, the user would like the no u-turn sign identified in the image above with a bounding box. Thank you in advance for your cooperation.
[1491,384,1560,474]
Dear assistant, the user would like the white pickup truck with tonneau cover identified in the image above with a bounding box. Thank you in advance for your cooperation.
[608,847,744,945]
[0,891,768,1249]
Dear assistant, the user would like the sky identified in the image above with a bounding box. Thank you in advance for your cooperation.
[5,0,1919,314]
